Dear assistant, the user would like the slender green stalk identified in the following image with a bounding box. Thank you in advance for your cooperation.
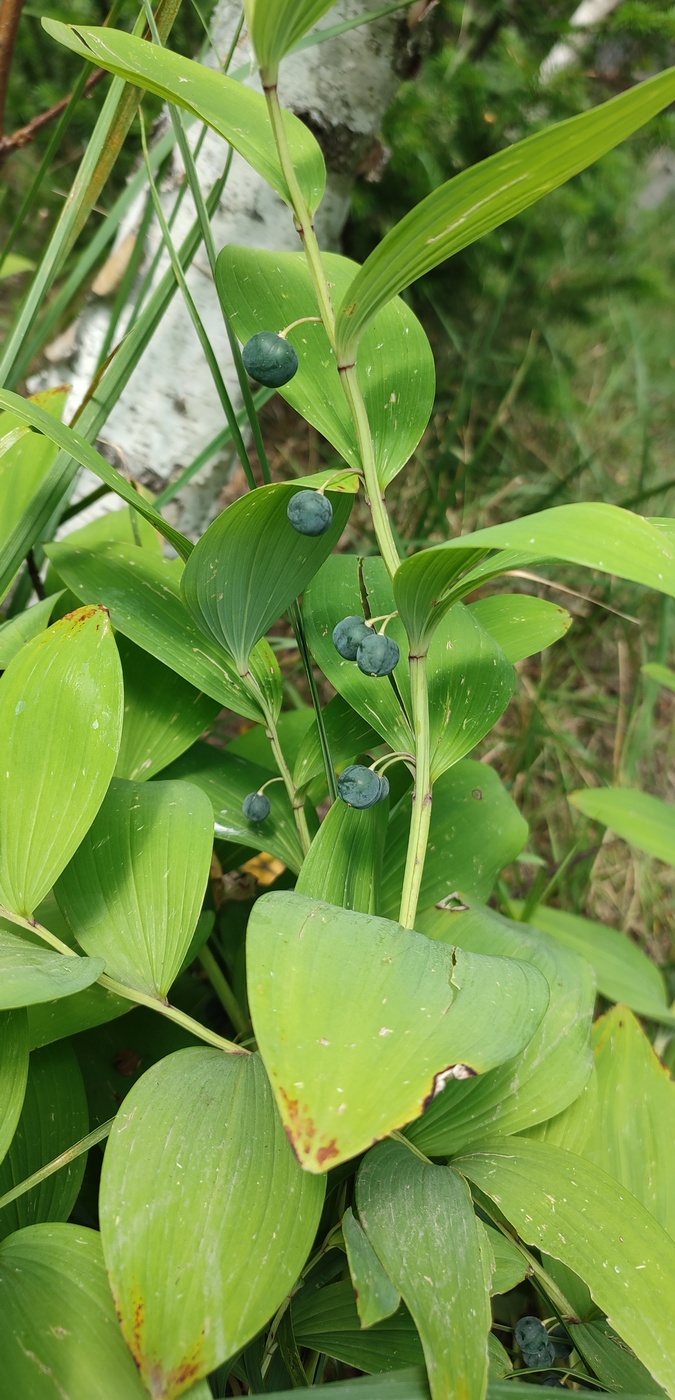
[199,944,248,1035]
[0,1121,114,1211]
[98,971,246,1053]
[339,364,400,578]
[398,652,432,929]
[266,715,312,857]
[0,906,77,956]
[290,600,338,804]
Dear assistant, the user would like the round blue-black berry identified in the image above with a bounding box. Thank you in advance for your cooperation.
[242,332,299,388]
[287,490,333,536]
[514,1318,548,1352]
[332,615,370,660]
[242,791,271,822]
[377,773,390,802]
[337,764,382,809]
[356,630,400,677]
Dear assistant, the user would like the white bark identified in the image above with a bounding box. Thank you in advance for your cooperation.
[35,1,413,538]
[539,0,625,83]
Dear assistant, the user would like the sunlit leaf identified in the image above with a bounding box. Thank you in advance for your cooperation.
[468,594,571,663]
[115,635,219,781]
[25,895,129,1049]
[0,931,103,1008]
[43,22,326,213]
[0,595,62,669]
[642,661,675,693]
[394,505,675,646]
[454,1136,675,1395]
[527,902,671,1024]
[408,904,593,1154]
[182,482,352,671]
[0,1041,88,1240]
[248,890,548,1172]
[571,785,675,865]
[0,1224,149,1397]
[56,779,213,999]
[0,608,123,915]
[248,0,338,77]
[218,249,434,488]
[357,1140,492,1400]
[46,539,273,723]
[335,66,675,361]
[100,1048,325,1396]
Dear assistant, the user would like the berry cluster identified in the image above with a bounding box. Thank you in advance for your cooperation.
[333,615,400,677]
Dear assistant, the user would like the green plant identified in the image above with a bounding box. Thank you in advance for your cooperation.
[2,4,675,1398]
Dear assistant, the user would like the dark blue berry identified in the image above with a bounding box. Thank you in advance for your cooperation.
[515,1318,548,1352]
[337,765,383,809]
[242,792,271,822]
[333,615,370,660]
[377,773,390,801]
[242,332,299,388]
[356,631,400,677]
[287,490,333,536]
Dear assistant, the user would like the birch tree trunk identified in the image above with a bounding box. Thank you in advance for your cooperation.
[38,1,422,538]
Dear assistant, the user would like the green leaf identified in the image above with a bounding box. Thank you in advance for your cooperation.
[248,0,338,76]
[468,594,571,663]
[481,1223,528,1296]
[581,1006,675,1240]
[0,389,68,604]
[454,1136,675,1395]
[569,1321,666,1395]
[571,786,675,866]
[217,249,435,489]
[343,1207,401,1328]
[408,904,594,1155]
[304,557,514,777]
[642,662,675,693]
[527,903,671,1024]
[43,21,326,214]
[115,635,220,782]
[0,1041,88,1240]
[45,539,272,723]
[0,1010,29,1166]
[335,65,675,362]
[100,1048,325,1396]
[0,594,62,669]
[55,778,213,1000]
[292,1280,425,1372]
[395,505,675,647]
[296,796,388,914]
[163,741,305,873]
[182,482,352,671]
[25,895,129,1048]
[0,607,123,915]
[0,1223,150,1397]
[357,1140,492,1400]
[0,931,103,1008]
[247,890,548,1172]
[0,388,192,561]
[380,761,528,919]
[262,1376,650,1400]
[293,694,380,794]
[0,254,34,279]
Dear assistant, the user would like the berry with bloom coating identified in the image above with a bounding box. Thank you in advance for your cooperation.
[337,765,383,809]
[333,615,370,660]
[287,490,333,536]
[378,773,390,801]
[356,630,400,677]
[242,332,299,388]
[242,792,271,822]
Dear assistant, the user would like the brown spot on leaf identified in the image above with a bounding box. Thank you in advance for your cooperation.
[316,1139,340,1166]
[63,604,109,625]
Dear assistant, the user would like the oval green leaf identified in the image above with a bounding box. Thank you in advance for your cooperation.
[0,594,61,669]
[0,1223,150,1398]
[182,482,352,671]
[342,1206,401,1329]
[115,635,220,781]
[335,66,675,362]
[55,778,213,999]
[247,890,548,1172]
[571,785,675,866]
[100,1048,325,1397]
[528,902,670,1023]
[296,795,388,915]
[468,594,571,663]
[0,1009,29,1166]
[0,931,103,1008]
[217,248,435,488]
[0,606,123,915]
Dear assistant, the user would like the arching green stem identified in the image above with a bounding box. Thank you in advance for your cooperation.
[338,364,400,579]
[398,652,432,929]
